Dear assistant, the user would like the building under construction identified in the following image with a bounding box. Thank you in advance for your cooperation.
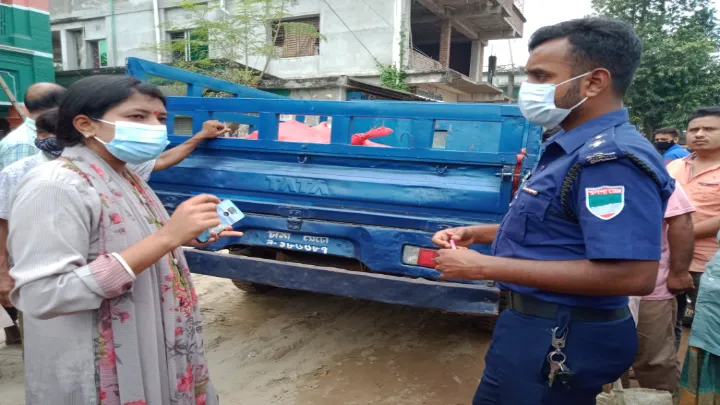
[50,0,525,104]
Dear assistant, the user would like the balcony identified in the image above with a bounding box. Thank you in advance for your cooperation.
[409,48,444,72]
[413,0,526,41]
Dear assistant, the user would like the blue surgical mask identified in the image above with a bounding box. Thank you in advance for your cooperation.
[94,119,169,164]
[518,72,591,128]
[34,136,63,157]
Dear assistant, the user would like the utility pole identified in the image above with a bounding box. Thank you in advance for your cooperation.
[0,74,25,120]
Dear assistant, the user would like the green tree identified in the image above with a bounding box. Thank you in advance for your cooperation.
[592,0,720,135]
[147,0,323,91]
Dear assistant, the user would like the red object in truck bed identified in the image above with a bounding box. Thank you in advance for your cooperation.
[248,121,392,147]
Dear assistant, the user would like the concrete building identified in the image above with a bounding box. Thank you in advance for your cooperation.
[485,67,527,101]
[0,0,54,132]
[50,0,525,103]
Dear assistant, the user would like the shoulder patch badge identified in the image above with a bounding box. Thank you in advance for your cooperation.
[586,186,625,220]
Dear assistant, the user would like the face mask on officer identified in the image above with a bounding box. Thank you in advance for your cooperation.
[518,72,591,128]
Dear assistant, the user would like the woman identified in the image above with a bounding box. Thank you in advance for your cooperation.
[8,76,239,405]
[677,230,720,404]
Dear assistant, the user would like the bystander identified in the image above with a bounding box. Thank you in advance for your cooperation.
[655,127,690,164]
[667,107,720,347]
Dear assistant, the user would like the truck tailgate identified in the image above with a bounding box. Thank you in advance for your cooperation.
[150,152,513,231]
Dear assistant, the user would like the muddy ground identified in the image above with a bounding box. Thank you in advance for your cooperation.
[0,274,494,405]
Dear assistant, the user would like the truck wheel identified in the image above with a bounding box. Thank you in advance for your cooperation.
[231,279,277,294]
[228,247,277,294]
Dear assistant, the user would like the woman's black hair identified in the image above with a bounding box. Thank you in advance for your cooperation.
[35,108,59,135]
[56,76,166,148]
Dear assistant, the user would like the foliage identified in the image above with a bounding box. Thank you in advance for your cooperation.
[592,0,720,135]
[378,32,411,92]
[379,64,411,92]
[144,0,323,93]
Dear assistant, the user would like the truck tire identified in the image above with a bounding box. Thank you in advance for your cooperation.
[228,247,277,294]
[231,279,277,294]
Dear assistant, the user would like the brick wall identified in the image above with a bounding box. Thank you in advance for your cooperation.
[439,19,451,68]
[0,0,49,13]
[409,50,443,72]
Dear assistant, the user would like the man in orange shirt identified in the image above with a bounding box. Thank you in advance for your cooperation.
[667,107,720,345]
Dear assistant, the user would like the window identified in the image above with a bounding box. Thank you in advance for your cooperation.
[52,31,62,70]
[87,39,108,68]
[272,16,320,58]
[169,29,209,62]
[67,30,83,70]
[0,6,8,37]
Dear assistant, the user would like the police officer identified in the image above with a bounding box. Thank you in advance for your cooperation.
[432,18,673,404]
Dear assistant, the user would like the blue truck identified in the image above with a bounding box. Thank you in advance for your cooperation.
[127,58,542,316]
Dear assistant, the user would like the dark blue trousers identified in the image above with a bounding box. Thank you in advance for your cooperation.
[473,308,637,405]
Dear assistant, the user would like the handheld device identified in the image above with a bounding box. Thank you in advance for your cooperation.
[196,199,245,243]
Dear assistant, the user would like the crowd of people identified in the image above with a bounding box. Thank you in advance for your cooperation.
[0,15,719,405]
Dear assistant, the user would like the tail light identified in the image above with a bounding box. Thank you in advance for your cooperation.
[402,245,439,268]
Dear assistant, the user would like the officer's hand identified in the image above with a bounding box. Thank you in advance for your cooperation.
[432,227,474,249]
[667,272,695,295]
[434,249,489,280]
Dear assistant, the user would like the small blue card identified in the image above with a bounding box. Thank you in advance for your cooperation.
[196,200,245,243]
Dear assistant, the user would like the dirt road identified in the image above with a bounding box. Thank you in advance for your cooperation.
[0,274,493,405]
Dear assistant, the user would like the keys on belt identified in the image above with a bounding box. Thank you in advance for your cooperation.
[547,327,574,387]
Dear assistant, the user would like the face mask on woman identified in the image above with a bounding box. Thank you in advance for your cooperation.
[94,120,169,164]
[34,136,64,157]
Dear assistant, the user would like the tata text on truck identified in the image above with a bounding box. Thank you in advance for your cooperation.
[128,58,542,316]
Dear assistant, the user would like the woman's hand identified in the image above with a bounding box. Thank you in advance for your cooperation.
[431,227,475,249]
[188,226,245,248]
[160,194,223,248]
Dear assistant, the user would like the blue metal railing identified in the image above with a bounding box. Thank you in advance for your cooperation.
[163,96,537,166]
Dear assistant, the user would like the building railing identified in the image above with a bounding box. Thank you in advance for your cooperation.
[408,48,444,72]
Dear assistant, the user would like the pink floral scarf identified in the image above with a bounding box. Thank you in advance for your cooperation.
[61,146,217,405]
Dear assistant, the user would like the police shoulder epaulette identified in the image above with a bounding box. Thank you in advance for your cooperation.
[559,128,663,223]
[577,129,625,166]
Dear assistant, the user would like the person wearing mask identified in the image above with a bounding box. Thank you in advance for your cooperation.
[7,76,238,404]
[655,127,690,164]
[0,108,229,344]
[0,83,66,170]
[627,184,695,393]
[667,107,720,348]
[432,18,673,404]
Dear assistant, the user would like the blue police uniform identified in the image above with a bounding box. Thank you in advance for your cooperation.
[473,109,674,405]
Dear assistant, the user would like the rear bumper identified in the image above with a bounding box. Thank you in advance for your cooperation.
[184,249,500,315]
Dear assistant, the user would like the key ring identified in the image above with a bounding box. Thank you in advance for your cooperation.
[551,327,568,349]
[547,351,567,364]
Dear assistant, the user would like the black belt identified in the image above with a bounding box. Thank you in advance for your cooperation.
[506,291,630,322]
